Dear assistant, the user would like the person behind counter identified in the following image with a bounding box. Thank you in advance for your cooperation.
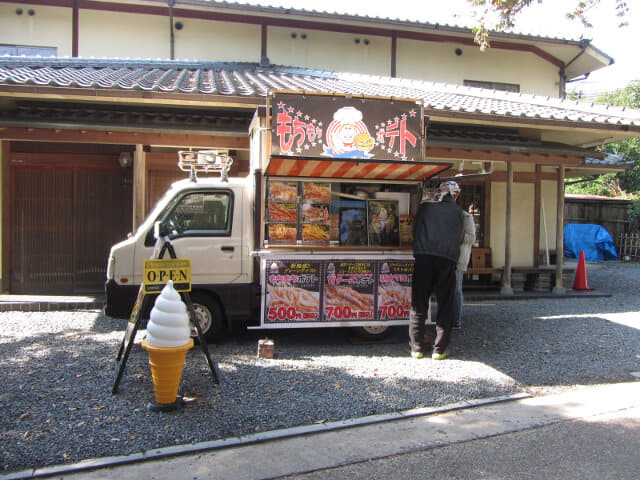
[409,181,465,360]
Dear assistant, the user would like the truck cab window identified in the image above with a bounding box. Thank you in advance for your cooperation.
[164,191,232,237]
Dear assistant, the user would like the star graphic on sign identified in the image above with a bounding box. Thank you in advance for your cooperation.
[312,119,317,124]
[296,147,302,153]
[311,142,317,147]
[402,154,407,160]
[387,119,392,125]
[288,107,294,113]
[277,101,285,109]
[297,111,303,117]
[409,109,416,117]
[305,115,310,120]
[394,151,400,157]
[304,144,310,150]
[401,113,407,120]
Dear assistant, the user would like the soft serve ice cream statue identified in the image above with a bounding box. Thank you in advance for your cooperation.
[142,280,194,406]
[145,280,191,347]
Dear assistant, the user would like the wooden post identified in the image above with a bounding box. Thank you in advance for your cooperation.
[133,144,146,231]
[553,164,566,293]
[533,165,542,267]
[501,160,513,295]
[1,140,10,293]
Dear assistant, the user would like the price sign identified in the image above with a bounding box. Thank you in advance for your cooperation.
[323,260,375,322]
[264,260,322,324]
[376,260,413,321]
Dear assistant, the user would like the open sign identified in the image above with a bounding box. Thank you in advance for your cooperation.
[143,258,191,293]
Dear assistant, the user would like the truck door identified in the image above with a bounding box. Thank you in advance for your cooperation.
[158,188,244,284]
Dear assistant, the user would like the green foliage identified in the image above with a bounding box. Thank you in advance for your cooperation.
[596,82,640,196]
[566,82,640,198]
[565,174,619,196]
[467,0,629,49]
[566,82,640,231]
[630,198,640,233]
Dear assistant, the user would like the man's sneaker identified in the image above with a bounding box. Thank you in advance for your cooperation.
[431,351,450,360]
[406,349,424,359]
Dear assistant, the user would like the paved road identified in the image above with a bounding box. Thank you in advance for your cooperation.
[45,381,639,480]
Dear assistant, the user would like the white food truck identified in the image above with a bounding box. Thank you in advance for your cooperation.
[105,92,450,341]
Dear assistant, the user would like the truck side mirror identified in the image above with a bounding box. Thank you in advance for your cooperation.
[154,221,169,239]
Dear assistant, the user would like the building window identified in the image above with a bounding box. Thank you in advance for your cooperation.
[464,80,520,93]
[0,44,57,57]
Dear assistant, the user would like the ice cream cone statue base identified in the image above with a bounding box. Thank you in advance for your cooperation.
[142,338,193,407]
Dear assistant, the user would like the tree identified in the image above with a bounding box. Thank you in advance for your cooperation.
[468,0,629,50]
[565,82,640,231]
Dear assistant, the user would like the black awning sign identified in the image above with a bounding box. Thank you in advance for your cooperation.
[272,93,423,162]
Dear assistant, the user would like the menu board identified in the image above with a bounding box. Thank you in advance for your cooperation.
[269,181,298,202]
[264,260,322,323]
[376,260,413,322]
[267,180,299,244]
[262,257,415,325]
[303,182,331,203]
[323,260,375,322]
[368,200,399,247]
[301,182,331,245]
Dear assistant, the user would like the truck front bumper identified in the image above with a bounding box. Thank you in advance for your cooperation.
[104,279,139,319]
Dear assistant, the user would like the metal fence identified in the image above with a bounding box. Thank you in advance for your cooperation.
[617,233,640,261]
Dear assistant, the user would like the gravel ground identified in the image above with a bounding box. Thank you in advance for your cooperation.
[1,261,639,474]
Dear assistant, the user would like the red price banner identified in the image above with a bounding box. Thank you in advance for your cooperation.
[267,306,319,321]
[324,305,357,320]
[378,304,410,320]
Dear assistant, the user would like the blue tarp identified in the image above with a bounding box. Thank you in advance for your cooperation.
[564,224,618,261]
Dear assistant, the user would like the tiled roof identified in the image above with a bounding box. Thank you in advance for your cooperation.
[585,153,632,166]
[1,57,640,129]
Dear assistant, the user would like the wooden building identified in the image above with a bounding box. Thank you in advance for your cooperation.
[0,1,639,294]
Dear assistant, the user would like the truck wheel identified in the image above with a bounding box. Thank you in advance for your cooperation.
[189,293,225,343]
[352,325,391,340]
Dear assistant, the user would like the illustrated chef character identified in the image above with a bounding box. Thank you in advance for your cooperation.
[323,106,375,158]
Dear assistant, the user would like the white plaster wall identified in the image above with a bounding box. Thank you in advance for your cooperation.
[397,38,560,97]
[490,181,536,267]
[268,27,391,75]
[0,4,72,57]
[172,18,260,62]
[79,11,170,58]
[0,5,561,96]
[540,178,559,254]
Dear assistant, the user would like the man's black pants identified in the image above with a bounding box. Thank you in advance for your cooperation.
[410,254,456,354]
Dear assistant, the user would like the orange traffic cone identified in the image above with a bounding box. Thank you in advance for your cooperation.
[572,251,593,291]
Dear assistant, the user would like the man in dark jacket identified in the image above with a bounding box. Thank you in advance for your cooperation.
[409,181,465,360]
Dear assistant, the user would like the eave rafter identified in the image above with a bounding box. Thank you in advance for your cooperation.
[0,126,250,149]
